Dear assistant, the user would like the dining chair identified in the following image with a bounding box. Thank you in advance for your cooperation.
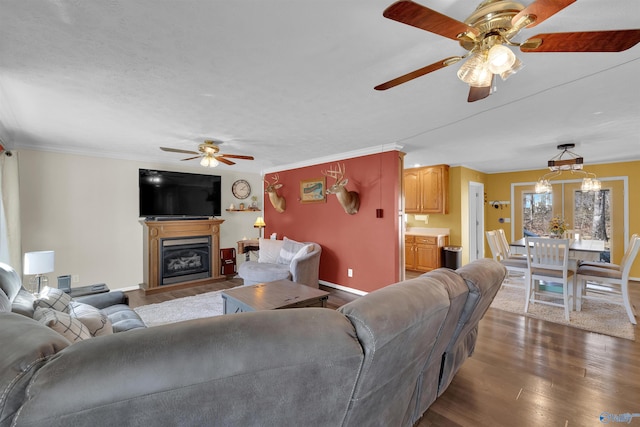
[496,229,529,260]
[525,237,574,321]
[578,234,638,270]
[563,229,580,242]
[576,236,640,324]
[486,230,528,289]
[486,230,501,261]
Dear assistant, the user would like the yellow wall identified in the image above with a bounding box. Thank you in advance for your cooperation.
[406,166,487,265]
[486,160,640,277]
[405,161,639,277]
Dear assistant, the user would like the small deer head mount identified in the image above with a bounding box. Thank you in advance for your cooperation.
[264,174,286,213]
[322,163,360,215]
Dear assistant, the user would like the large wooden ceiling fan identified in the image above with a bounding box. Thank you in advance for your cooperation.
[160,140,254,167]
[375,0,640,102]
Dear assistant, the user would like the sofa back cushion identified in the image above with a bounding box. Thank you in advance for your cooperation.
[0,262,22,303]
[338,275,452,427]
[437,258,506,395]
[0,312,70,426]
[14,309,363,427]
[412,268,472,421]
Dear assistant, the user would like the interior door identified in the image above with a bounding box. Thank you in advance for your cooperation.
[468,182,484,261]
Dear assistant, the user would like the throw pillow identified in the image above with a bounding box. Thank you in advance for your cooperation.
[276,237,307,265]
[258,238,284,264]
[69,301,113,337]
[34,286,72,313]
[291,244,313,262]
[34,307,91,343]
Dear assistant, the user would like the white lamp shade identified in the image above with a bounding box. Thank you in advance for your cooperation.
[487,44,516,74]
[24,251,55,275]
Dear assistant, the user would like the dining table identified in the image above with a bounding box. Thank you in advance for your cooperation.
[510,237,605,262]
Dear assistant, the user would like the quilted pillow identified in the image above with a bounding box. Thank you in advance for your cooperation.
[34,286,72,313]
[258,238,284,264]
[69,301,113,337]
[33,307,91,343]
[276,237,307,265]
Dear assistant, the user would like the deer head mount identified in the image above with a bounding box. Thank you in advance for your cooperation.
[322,163,360,215]
[264,174,286,213]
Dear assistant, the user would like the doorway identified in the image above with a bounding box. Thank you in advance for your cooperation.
[468,182,484,262]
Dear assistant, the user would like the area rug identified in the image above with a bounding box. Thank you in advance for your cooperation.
[490,285,635,341]
[134,290,225,327]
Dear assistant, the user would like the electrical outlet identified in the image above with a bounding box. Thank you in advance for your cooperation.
[72,275,80,283]
[348,268,353,278]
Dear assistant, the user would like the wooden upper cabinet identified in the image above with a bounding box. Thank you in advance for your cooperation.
[404,165,449,214]
[404,170,421,213]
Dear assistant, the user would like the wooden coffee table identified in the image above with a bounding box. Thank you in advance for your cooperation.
[222,279,329,314]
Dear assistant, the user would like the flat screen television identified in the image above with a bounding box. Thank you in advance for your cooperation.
[139,169,222,218]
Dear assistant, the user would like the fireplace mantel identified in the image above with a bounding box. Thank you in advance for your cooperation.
[141,218,225,294]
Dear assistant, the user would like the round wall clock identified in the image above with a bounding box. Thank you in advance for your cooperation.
[232,179,251,199]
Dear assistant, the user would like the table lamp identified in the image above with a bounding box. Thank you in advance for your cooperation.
[253,216,266,238]
[23,250,55,294]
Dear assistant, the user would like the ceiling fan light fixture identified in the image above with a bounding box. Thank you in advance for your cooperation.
[200,155,219,168]
[499,57,523,80]
[487,44,516,74]
[457,53,491,86]
[208,157,219,168]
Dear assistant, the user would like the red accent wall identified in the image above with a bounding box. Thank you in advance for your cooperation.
[263,151,402,293]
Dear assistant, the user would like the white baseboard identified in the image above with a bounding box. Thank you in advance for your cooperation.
[319,280,368,296]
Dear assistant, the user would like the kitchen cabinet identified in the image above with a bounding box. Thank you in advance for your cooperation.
[405,234,449,272]
[404,165,449,214]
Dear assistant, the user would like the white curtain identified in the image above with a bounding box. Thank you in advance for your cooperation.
[0,149,21,269]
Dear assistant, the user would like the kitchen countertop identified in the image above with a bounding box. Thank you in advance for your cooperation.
[405,227,450,237]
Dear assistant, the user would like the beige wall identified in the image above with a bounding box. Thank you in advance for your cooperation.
[18,150,262,291]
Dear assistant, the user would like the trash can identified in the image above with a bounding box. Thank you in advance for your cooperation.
[442,246,462,270]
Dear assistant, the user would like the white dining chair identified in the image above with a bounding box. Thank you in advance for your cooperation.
[497,229,526,260]
[525,237,574,321]
[578,234,638,270]
[487,230,528,289]
[563,229,580,242]
[576,236,640,324]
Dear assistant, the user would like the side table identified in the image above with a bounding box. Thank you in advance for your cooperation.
[237,239,259,261]
[67,283,110,298]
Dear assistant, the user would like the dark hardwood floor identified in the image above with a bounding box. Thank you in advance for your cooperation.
[125,274,640,427]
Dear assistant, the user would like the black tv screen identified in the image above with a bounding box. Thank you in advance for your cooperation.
[139,169,222,218]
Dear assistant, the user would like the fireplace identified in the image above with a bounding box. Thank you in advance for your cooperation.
[141,218,224,294]
[160,236,211,286]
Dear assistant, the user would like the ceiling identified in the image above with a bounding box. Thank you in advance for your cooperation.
[1,0,639,174]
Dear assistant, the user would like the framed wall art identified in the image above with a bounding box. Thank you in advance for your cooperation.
[300,177,326,203]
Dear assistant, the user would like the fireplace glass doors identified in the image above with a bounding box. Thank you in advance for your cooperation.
[160,236,211,286]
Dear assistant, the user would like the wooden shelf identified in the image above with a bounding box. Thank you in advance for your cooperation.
[226,209,261,212]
